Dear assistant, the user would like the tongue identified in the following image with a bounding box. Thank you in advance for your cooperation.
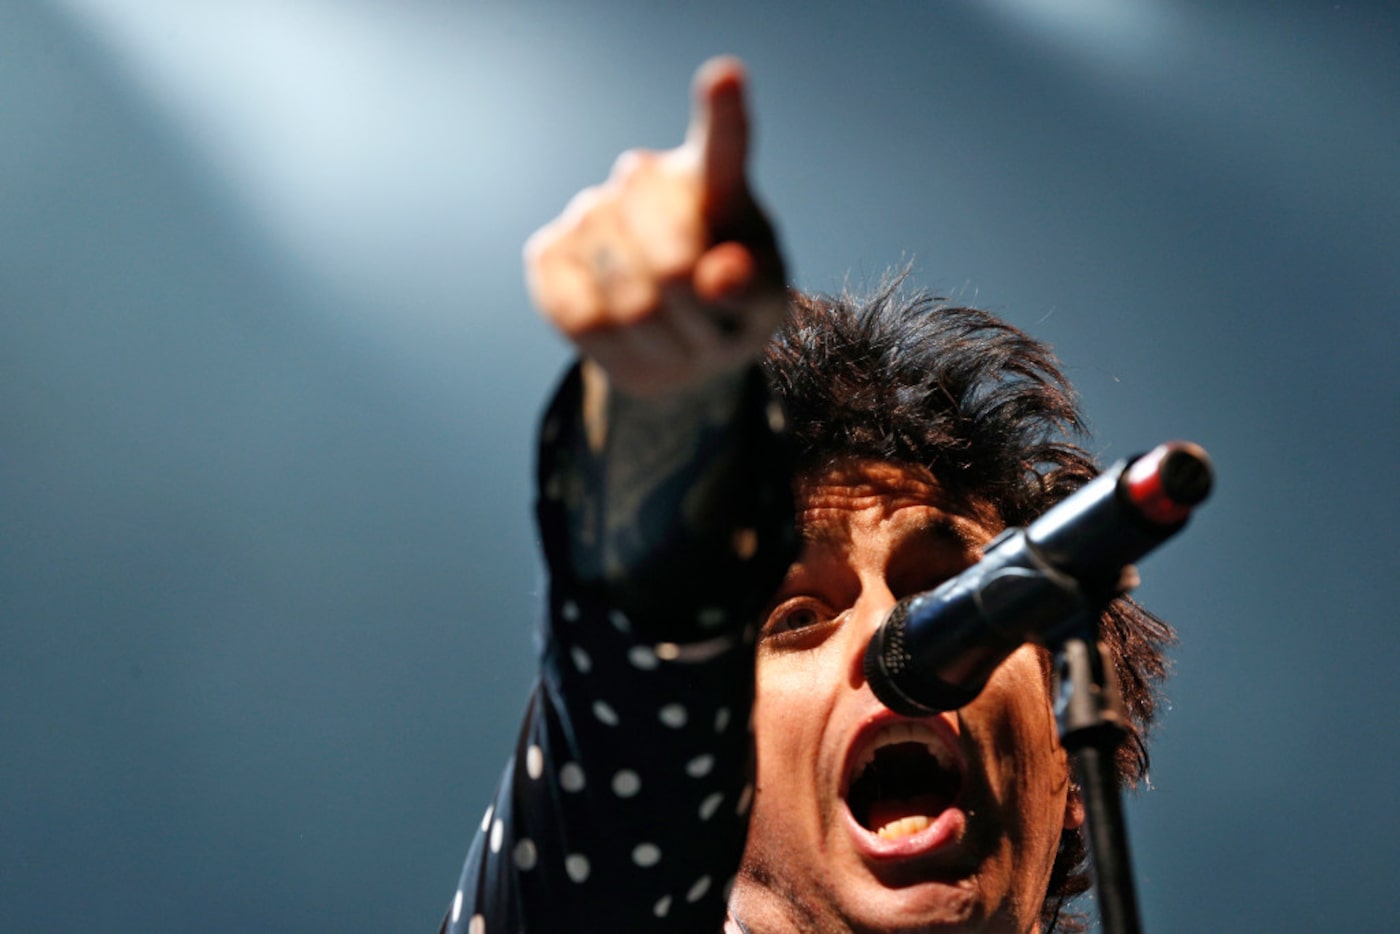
[868,795,949,840]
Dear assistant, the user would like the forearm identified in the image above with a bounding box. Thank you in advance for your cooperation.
[538,360,795,640]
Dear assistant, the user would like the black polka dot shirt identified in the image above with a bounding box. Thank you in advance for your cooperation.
[442,364,796,933]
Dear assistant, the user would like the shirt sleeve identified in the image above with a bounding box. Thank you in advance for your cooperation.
[442,363,796,934]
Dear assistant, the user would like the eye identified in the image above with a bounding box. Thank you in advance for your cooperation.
[761,598,836,642]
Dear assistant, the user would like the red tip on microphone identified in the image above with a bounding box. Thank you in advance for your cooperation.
[1123,442,1214,526]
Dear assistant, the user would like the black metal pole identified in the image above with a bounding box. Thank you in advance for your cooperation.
[1057,634,1143,934]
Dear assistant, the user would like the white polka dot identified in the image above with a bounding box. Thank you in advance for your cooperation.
[723,875,736,900]
[686,874,712,903]
[627,645,658,670]
[526,745,543,780]
[489,819,504,853]
[513,837,538,871]
[714,707,731,733]
[766,399,786,432]
[565,853,590,883]
[736,782,754,815]
[570,645,592,674]
[697,606,726,628]
[451,889,463,923]
[732,527,758,560]
[686,754,715,778]
[658,703,687,728]
[632,842,662,867]
[559,762,586,793]
[610,609,631,633]
[468,914,485,934]
[479,803,494,833]
[611,769,641,797]
[698,792,723,821]
[592,700,619,726]
[561,599,580,621]
[653,895,672,918]
[657,634,735,663]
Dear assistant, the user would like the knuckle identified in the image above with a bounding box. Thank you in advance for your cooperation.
[522,227,575,280]
[522,226,556,266]
[528,196,614,262]
[609,148,659,182]
[559,183,609,224]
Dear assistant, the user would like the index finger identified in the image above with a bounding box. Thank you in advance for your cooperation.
[684,56,751,220]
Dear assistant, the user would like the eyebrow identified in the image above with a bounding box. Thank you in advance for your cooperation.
[795,512,985,555]
[915,515,989,555]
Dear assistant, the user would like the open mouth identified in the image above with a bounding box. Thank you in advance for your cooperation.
[844,721,964,842]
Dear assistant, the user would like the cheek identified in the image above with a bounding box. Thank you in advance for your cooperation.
[751,653,840,796]
[752,657,824,760]
[967,650,1071,829]
[746,665,827,860]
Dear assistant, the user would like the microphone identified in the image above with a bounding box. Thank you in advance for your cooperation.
[862,441,1213,716]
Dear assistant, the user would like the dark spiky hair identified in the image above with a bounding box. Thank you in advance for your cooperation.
[761,280,1175,931]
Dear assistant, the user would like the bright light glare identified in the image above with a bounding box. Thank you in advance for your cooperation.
[984,0,1178,73]
[53,0,534,312]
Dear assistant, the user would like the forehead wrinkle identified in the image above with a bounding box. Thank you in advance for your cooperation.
[794,463,999,554]
[795,481,921,549]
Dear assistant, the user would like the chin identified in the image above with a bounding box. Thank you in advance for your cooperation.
[843,885,983,933]
[835,853,1048,934]
[737,849,1028,934]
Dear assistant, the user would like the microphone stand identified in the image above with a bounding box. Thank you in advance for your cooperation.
[1053,623,1142,934]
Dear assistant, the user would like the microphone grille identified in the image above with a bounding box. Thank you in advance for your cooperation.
[881,602,910,672]
[865,598,913,681]
[864,599,949,717]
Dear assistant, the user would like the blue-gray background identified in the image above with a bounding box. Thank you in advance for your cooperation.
[4,1,1396,930]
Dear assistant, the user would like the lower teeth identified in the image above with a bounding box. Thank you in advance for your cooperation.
[875,815,932,840]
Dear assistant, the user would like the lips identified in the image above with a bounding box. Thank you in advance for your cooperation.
[841,718,966,855]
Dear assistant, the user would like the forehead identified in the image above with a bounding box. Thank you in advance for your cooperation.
[794,459,1001,553]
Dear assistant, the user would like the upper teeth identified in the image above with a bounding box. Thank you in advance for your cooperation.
[853,721,956,778]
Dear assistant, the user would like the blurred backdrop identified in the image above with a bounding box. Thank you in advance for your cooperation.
[3,0,1397,930]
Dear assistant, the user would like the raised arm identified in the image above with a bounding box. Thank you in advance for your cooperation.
[525,57,795,623]
[443,59,797,934]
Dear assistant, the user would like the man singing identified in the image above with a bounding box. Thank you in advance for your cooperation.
[442,57,1173,933]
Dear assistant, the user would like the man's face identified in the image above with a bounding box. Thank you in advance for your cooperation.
[732,460,1083,933]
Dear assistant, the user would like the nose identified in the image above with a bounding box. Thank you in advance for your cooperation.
[845,578,899,689]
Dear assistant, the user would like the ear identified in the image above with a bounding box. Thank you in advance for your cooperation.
[1063,781,1086,831]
